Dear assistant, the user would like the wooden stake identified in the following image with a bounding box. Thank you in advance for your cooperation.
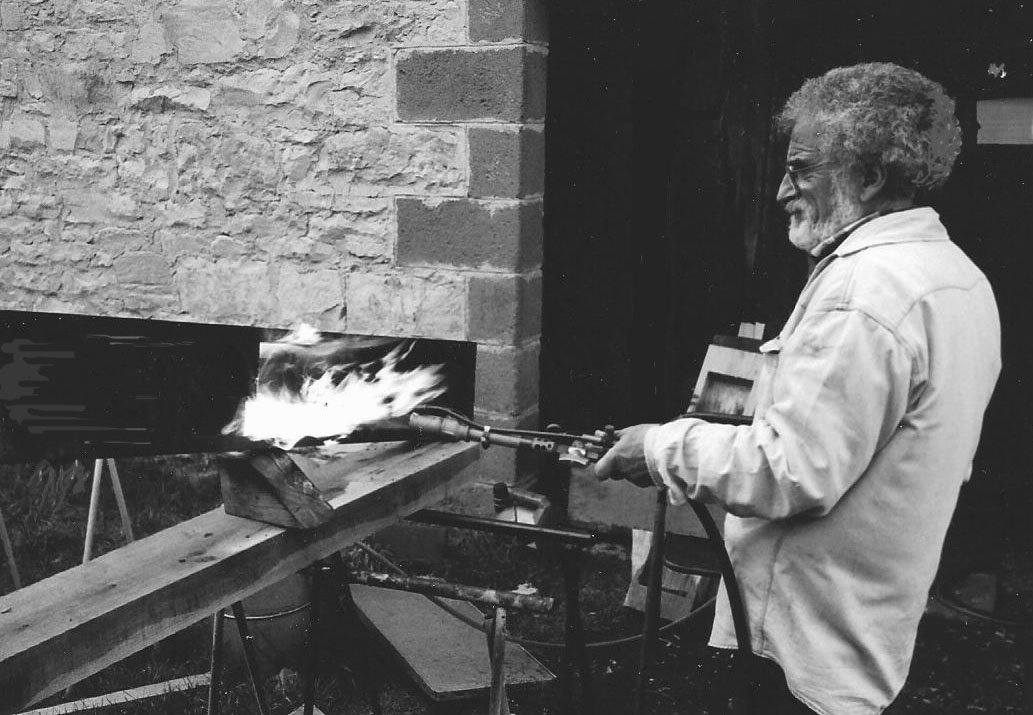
[105,460,134,543]
[81,460,104,564]
[83,460,135,564]
[0,503,21,590]
[487,608,510,715]
[18,674,210,715]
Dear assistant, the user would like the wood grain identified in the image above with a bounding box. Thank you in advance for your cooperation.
[0,441,479,713]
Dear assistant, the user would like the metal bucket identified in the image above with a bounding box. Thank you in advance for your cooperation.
[221,573,311,674]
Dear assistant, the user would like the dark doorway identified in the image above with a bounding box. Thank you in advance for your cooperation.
[541,0,1032,502]
[541,1,786,432]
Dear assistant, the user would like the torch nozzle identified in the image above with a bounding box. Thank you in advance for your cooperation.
[408,412,476,441]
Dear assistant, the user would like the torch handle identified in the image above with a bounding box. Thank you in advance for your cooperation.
[409,413,559,453]
[408,411,613,465]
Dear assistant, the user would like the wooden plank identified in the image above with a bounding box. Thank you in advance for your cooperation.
[622,529,706,619]
[977,98,1033,145]
[685,344,766,418]
[18,674,210,715]
[0,441,479,714]
[350,585,555,701]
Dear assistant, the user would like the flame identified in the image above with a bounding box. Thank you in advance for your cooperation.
[224,326,446,449]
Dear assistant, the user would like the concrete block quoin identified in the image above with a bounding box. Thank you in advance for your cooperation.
[396,46,547,122]
[396,198,543,273]
[475,342,540,417]
[469,0,549,43]
[468,126,545,199]
[467,271,542,344]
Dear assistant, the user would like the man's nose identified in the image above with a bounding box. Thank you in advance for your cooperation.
[776,172,796,205]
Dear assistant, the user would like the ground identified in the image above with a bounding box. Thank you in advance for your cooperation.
[0,456,1029,714]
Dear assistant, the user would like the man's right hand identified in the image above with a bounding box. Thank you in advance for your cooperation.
[588,424,658,487]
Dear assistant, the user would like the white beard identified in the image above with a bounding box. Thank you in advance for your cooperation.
[786,181,864,254]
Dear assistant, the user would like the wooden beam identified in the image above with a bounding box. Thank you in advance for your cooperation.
[0,441,479,714]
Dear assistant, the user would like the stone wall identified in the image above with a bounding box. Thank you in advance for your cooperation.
[0,0,547,483]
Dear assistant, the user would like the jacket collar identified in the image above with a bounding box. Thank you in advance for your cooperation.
[808,211,882,260]
[832,206,948,258]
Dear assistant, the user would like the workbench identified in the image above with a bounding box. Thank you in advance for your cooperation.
[0,441,479,714]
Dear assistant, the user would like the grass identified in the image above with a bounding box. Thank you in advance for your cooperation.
[0,456,224,712]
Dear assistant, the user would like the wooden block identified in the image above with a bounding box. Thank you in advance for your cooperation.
[220,464,305,529]
[219,450,334,529]
[350,585,554,701]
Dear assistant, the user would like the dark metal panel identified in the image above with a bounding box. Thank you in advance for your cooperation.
[0,310,475,463]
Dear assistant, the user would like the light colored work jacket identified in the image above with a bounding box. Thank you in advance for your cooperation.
[644,208,1001,715]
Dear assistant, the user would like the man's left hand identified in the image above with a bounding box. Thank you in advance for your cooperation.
[589,424,657,487]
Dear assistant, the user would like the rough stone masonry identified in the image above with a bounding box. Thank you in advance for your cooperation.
[0,0,548,484]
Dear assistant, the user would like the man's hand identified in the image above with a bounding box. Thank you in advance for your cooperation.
[589,424,657,487]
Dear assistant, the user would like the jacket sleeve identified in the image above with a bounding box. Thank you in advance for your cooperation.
[644,307,914,519]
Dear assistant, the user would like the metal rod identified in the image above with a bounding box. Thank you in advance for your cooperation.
[487,608,510,715]
[206,611,226,715]
[349,571,555,614]
[229,602,271,715]
[302,563,325,715]
[561,546,595,715]
[82,459,104,563]
[635,487,669,715]
[0,502,21,589]
[105,460,135,543]
[409,509,597,546]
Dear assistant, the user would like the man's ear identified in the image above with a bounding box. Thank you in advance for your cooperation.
[858,163,887,202]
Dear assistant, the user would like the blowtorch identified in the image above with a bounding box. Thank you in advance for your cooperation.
[407,406,615,468]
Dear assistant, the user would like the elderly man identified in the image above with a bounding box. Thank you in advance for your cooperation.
[593,63,1000,714]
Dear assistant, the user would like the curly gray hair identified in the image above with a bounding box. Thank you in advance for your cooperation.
[778,62,962,198]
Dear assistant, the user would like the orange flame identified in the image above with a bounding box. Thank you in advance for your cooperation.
[223,326,445,449]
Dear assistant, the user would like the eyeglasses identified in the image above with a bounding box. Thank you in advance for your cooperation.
[783,160,829,192]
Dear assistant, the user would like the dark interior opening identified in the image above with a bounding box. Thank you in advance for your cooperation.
[541,1,1032,509]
